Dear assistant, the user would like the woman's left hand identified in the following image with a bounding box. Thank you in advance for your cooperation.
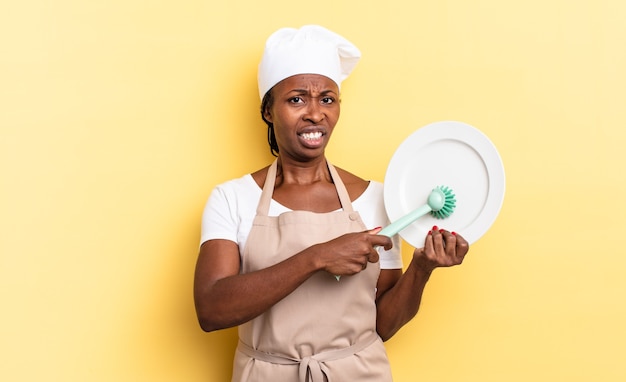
[413,226,469,274]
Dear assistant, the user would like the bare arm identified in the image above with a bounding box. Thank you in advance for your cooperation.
[193,229,392,332]
[375,227,469,341]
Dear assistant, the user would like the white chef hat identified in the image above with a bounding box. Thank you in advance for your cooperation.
[257,25,361,100]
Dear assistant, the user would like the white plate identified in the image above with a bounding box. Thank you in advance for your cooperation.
[383,121,505,246]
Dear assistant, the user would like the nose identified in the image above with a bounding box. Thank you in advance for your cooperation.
[303,101,324,123]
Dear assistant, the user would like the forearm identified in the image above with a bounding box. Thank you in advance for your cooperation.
[196,247,322,332]
[376,253,432,341]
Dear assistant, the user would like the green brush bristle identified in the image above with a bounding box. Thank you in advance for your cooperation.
[430,185,456,219]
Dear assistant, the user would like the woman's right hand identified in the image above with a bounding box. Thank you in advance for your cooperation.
[194,228,393,332]
[316,227,393,276]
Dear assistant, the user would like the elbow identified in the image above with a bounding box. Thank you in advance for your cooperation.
[377,329,394,343]
[196,313,227,333]
[379,331,392,342]
[194,301,220,332]
[195,305,240,333]
[195,299,216,332]
[196,310,212,332]
[376,320,402,342]
[198,318,219,333]
[194,287,246,332]
[194,291,232,332]
[196,309,230,333]
[378,332,389,342]
[195,310,214,332]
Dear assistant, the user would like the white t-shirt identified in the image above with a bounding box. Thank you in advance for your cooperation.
[201,174,403,270]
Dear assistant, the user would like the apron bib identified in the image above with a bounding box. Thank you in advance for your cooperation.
[232,160,392,382]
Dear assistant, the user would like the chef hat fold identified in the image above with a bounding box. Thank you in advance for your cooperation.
[257,25,361,100]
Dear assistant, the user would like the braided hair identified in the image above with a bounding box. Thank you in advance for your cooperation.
[260,90,279,156]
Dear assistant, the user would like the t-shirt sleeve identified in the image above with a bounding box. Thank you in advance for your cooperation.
[355,181,403,270]
[378,234,403,270]
[200,184,239,246]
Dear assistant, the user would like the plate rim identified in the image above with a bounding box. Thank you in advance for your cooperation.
[383,120,505,246]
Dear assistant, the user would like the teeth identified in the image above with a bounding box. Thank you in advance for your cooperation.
[300,131,322,140]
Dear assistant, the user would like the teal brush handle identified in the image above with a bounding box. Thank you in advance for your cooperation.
[335,204,432,281]
[378,204,432,237]
[334,186,455,281]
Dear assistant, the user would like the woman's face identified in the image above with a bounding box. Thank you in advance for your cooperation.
[263,74,340,161]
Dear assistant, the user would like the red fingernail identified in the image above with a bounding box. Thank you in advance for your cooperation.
[432,225,438,231]
[439,229,444,233]
[428,230,432,235]
[452,231,457,236]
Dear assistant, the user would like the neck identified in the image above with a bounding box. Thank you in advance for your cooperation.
[276,156,331,186]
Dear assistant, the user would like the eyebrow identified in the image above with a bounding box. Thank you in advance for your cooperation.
[288,89,337,96]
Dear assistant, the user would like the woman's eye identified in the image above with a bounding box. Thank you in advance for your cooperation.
[290,97,303,103]
[321,97,334,104]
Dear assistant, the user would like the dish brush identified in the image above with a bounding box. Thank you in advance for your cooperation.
[379,185,456,238]
[335,185,456,281]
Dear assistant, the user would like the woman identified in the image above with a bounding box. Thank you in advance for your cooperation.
[194,25,469,381]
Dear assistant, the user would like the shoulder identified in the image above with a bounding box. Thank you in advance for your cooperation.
[333,165,367,185]
[353,180,384,208]
[215,173,258,191]
[202,173,260,228]
[250,165,271,189]
[201,174,260,246]
[333,166,370,201]
[209,173,261,205]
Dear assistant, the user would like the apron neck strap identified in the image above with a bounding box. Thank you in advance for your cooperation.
[257,160,278,215]
[257,159,355,216]
[327,161,355,213]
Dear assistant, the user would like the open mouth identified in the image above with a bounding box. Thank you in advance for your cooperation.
[299,131,323,141]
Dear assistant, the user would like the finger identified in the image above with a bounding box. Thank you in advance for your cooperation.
[367,226,383,235]
[424,228,434,255]
[440,230,457,258]
[452,231,470,258]
[440,230,469,265]
[369,234,393,251]
[364,226,392,250]
[367,248,380,263]
[431,226,445,255]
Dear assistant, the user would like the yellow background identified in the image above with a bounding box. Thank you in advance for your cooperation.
[2,0,625,381]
